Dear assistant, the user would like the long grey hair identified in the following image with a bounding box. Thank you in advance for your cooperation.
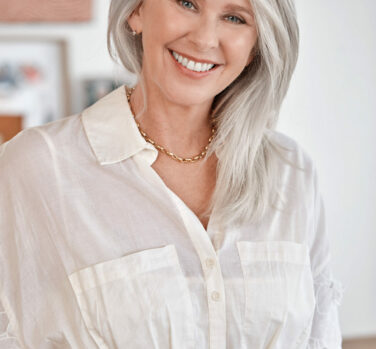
[107,0,301,229]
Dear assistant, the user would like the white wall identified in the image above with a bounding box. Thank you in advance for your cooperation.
[278,0,376,338]
[1,0,375,339]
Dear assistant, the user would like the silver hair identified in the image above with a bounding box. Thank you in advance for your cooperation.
[107,0,302,229]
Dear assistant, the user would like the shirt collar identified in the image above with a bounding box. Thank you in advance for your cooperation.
[81,85,157,165]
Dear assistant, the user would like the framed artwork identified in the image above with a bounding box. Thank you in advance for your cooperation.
[0,37,70,132]
[0,0,92,22]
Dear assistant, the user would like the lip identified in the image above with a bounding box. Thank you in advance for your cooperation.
[168,49,221,79]
[170,49,221,65]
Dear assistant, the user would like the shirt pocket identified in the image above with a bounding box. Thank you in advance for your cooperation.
[68,244,195,349]
[237,241,316,342]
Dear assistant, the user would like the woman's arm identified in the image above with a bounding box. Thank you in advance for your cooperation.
[0,142,22,349]
[308,168,345,348]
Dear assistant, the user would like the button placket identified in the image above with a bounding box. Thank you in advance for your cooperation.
[206,258,221,303]
[212,232,223,251]
[162,189,226,349]
[205,257,215,269]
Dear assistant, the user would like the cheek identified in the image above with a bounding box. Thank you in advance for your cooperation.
[226,32,257,64]
[145,4,188,41]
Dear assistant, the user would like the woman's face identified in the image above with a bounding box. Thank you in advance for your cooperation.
[128,0,258,107]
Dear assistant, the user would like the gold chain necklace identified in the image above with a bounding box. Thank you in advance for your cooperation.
[125,86,216,163]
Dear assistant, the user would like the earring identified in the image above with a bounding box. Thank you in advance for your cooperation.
[132,30,137,36]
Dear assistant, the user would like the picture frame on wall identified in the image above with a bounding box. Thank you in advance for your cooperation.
[0,36,70,144]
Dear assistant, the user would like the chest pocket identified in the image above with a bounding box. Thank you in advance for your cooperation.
[68,244,195,349]
[237,241,316,346]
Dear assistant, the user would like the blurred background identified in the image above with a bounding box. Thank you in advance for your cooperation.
[0,0,375,347]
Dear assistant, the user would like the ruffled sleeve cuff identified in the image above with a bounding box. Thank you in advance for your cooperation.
[308,269,345,349]
[0,300,21,348]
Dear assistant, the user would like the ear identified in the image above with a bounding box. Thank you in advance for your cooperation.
[127,2,145,33]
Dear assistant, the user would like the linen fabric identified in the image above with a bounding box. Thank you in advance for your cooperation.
[0,86,343,349]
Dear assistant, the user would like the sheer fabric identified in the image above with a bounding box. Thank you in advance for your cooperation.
[0,86,343,348]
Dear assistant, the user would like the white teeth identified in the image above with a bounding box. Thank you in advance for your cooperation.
[171,50,215,72]
[187,60,195,70]
[194,63,202,72]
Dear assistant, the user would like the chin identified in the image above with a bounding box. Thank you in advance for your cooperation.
[163,86,214,106]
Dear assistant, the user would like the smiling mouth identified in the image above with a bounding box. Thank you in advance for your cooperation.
[168,49,219,72]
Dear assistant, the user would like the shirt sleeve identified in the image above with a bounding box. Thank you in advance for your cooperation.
[308,166,345,348]
[0,142,22,349]
[0,130,79,349]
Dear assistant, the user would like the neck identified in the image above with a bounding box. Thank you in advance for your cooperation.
[129,82,215,158]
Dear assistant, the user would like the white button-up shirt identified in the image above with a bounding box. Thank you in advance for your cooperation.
[0,86,343,349]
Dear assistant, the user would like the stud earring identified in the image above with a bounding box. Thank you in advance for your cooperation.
[132,30,137,36]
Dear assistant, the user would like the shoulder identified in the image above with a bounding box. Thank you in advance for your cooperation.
[265,129,317,181]
[265,129,321,208]
[0,114,82,178]
[266,129,315,171]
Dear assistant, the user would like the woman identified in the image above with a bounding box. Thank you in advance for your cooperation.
[0,0,343,348]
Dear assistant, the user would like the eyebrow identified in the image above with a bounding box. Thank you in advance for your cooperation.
[198,0,254,18]
[197,0,254,19]
[223,4,254,17]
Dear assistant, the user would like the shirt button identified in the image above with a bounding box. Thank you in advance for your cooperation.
[211,291,221,301]
[205,258,215,269]
[212,233,222,250]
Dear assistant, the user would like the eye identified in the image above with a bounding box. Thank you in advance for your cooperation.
[226,15,246,25]
[178,0,196,10]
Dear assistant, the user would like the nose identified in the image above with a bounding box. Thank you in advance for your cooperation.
[187,15,219,51]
